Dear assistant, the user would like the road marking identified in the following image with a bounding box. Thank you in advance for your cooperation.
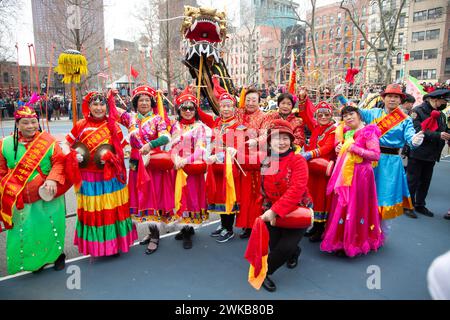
[0,220,220,282]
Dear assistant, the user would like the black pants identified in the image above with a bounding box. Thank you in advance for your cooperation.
[406,158,436,208]
[266,223,304,275]
[221,214,235,232]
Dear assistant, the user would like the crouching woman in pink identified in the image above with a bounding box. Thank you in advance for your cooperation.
[321,106,384,257]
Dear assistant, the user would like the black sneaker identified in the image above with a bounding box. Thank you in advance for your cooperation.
[415,206,434,217]
[210,226,225,237]
[216,229,234,243]
[444,212,450,220]
[404,209,418,219]
[239,228,251,239]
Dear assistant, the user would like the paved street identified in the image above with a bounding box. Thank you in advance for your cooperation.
[0,151,449,299]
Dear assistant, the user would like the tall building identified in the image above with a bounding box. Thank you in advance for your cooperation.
[226,25,281,88]
[158,0,197,51]
[31,0,105,77]
[365,0,409,83]
[240,0,299,30]
[304,1,369,85]
[405,0,450,83]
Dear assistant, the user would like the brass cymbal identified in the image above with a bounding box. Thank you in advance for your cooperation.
[93,144,115,169]
[72,142,90,168]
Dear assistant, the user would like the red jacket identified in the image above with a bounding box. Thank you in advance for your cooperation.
[261,151,311,218]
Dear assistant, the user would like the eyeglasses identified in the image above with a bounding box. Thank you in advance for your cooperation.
[317,113,332,118]
[180,107,195,112]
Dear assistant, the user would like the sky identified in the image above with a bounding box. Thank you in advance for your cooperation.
[8,0,337,64]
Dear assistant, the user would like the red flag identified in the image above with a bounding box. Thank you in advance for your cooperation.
[130,66,139,79]
[244,217,269,290]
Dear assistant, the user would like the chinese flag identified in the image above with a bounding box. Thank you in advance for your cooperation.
[130,65,139,78]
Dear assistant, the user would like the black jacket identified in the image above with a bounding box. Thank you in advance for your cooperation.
[409,101,450,162]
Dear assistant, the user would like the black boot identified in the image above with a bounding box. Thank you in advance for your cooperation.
[175,227,186,241]
[262,275,276,292]
[145,224,160,255]
[286,246,301,269]
[53,253,66,271]
[182,227,194,249]
[304,224,317,237]
[309,222,325,243]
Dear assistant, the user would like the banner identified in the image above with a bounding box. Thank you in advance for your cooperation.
[405,75,426,107]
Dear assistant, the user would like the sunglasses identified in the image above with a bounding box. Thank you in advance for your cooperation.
[180,106,195,112]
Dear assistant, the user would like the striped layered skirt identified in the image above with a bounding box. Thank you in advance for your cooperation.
[74,170,138,257]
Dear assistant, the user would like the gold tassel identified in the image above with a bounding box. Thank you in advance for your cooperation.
[54,50,88,84]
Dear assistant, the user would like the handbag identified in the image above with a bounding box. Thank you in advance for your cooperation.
[273,206,314,229]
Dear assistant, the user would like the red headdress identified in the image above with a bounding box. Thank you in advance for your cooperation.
[212,75,236,104]
[175,85,199,108]
[315,101,333,113]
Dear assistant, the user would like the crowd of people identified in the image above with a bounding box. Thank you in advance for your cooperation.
[1,75,449,294]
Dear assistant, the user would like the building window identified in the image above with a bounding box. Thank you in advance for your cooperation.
[428,7,443,19]
[411,50,423,60]
[412,31,425,42]
[359,56,364,67]
[337,13,342,23]
[424,48,438,60]
[322,44,326,54]
[336,43,339,52]
[396,53,402,64]
[399,14,406,28]
[422,69,436,80]
[413,10,427,22]
[315,32,319,41]
[398,33,404,46]
[329,29,333,39]
[426,29,440,40]
[445,58,450,74]
[329,44,333,52]
[343,57,348,67]
[409,70,422,79]
[3,72,9,83]
[330,16,334,25]
[322,30,326,39]
[336,27,341,37]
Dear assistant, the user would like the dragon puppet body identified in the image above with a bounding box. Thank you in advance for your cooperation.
[181,5,237,114]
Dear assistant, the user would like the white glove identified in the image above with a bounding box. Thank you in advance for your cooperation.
[412,131,424,147]
[76,153,84,163]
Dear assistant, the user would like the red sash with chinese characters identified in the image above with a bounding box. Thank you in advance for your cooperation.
[0,132,55,231]
[376,107,408,137]
[80,122,111,153]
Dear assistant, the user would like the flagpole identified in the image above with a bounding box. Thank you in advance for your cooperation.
[27,44,33,95]
[105,48,113,84]
[15,43,23,100]
[99,46,105,89]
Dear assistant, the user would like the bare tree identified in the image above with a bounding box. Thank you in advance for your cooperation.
[0,0,22,61]
[34,0,106,89]
[340,0,407,84]
[288,0,318,64]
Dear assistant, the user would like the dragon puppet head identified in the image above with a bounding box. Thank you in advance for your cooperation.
[181,6,227,63]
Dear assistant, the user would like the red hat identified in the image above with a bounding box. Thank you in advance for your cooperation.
[268,119,295,142]
[14,106,37,120]
[315,101,333,113]
[131,85,156,109]
[380,83,406,100]
[212,75,236,104]
[82,91,106,118]
[175,85,199,107]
